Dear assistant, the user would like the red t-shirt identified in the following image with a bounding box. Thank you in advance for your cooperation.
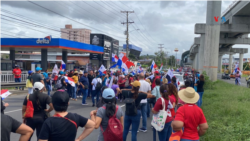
[54,75,58,81]
[129,77,134,86]
[12,68,22,78]
[169,94,176,103]
[118,79,125,88]
[174,104,207,140]
[153,97,174,123]
[152,76,161,89]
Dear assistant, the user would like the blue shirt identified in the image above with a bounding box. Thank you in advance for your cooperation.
[79,76,89,88]
[43,72,48,79]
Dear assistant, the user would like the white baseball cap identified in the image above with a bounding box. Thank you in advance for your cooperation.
[33,82,44,90]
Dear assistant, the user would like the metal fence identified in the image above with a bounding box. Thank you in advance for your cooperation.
[1,71,28,83]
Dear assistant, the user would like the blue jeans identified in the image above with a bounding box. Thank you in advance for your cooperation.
[181,139,199,141]
[81,88,88,104]
[147,99,155,117]
[153,121,172,141]
[123,110,141,141]
[46,85,51,96]
[140,103,147,129]
[88,85,92,97]
[15,78,21,89]
[91,90,100,105]
[197,92,204,107]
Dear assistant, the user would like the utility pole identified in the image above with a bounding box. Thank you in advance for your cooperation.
[158,44,164,64]
[121,11,134,58]
[166,51,168,68]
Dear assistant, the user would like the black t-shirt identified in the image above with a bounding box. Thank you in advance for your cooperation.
[196,80,205,92]
[23,93,51,119]
[58,76,66,89]
[1,114,22,141]
[122,90,147,110]
[39,113,88,141]
[88,74,94,86]
[31,73,43,85]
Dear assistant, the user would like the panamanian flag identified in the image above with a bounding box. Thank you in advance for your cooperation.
[112,53,119,62]
[1,89,11,100]
[60,60,66,71]
[64,76,75,87]
[98,65,107,75]
[150,60,157,73]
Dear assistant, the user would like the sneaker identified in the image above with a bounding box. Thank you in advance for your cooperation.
[139,128,147,132]
[82,103,88,105]
[129,130,139,133]
[70,98,72,100]
[151,126,154,129]
[120,99,123,102]
[92,104,95,107]
[77,96,79,98]
[80,96,83,98]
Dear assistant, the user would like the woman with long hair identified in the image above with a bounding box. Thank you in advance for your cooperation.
[152,84,174,141]
[122,81,154,141]
[195,74,205,107]
[90,88,124,141]
[111,79,121,99]
[167,83,178,108]
[22,82,53,141]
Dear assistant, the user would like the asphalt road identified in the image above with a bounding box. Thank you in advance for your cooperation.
[4,91,156,141]
[217,73,248,87]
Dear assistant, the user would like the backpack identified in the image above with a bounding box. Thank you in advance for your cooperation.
[123,91,137,116]
[95,78,102,91]
[55,76,63,89]
[101,106,123,141]
[23,94,34,118]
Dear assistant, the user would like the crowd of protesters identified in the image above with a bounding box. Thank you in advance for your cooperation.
[3,66,208,141]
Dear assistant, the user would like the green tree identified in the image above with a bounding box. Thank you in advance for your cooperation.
[128,54,137,61]
[168,55,176,67]
[154,51,167,67]
[243,62,250,70]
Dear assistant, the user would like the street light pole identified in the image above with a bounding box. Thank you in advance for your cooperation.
[174,48,179,68]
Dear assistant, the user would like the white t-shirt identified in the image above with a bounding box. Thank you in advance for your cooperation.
[92,78,102,90]
[139,80,151,103]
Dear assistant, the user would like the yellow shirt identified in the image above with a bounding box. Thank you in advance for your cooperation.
[72,75,78,84]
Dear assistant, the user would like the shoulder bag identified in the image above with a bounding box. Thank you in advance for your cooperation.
[151,97,168,131]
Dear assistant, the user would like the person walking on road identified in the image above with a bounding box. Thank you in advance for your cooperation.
[88,70,95,98]
[13,65,22,90]
[26,70,34,94]
[138,73,152,133]
[56,71,67,90]
[90,88,124,141]
[31,67,45,90]
[152,84,174,141]
[71,71,79,101]
[91,72,102,107]
[45,73,52,96]
[1,99,34,141]
[38,90,95,141]
[172,87,208,141]
[79,72,89,105]
[195,74,205,107]
[122,81,154,141]
[22,82,53,141]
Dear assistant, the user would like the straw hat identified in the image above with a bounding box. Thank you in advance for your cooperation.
[146,79,151,85]
[74,71,78,74]
[162,78,168,84]
[79,71,83,75]
[178,87,199,104]
[131,81,141,87]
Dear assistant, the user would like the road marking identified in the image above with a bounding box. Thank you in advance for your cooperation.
[5,109,22,113]
[120,104,125,107]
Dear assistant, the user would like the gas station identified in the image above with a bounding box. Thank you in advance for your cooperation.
[1,37,104,71]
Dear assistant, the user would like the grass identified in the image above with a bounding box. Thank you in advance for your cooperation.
[242,74,249,78]
[200,80,250,141]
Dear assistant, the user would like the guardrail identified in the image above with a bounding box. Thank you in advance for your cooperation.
[1,73,28,83]
[221,0,241,17]
[1,82,26,90]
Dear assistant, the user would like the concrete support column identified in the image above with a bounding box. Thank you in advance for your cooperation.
[10,49,15,68]
[239,53,244,71]
[62,50,68,69]
[196,53,199,70]
[193,55,197,70]
[203,1,221,81]
[229,53,233,73]
[41,49,48,71]
[198,34,205,72]
[218,55,222,73]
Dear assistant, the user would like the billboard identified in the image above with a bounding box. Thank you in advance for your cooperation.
[103,40,111,60]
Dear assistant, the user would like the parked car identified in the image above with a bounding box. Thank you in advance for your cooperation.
[221,73,230,79]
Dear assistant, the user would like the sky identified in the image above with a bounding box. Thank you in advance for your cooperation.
[1,0,249,59]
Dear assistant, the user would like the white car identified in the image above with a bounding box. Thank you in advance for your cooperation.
[174,73,184,90]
